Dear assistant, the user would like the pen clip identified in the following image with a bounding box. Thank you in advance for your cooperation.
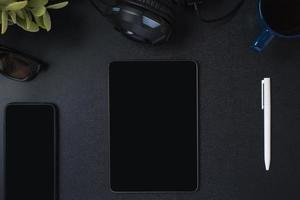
[261,80,264,110]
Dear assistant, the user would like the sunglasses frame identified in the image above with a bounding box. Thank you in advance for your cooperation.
[0,46,42,82]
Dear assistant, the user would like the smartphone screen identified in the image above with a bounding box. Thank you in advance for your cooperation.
[4,104,57,200]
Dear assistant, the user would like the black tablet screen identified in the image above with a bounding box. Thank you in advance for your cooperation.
[109,61,198,192]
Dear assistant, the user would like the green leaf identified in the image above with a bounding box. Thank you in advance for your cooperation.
[33,15,45,29]
[16,17,26,29]
[42,11,51,31]
[22,10,32,29]
[16,17,39,32]
[27,21,39,32]
[47,1,68,9]
[28,0,48,7]
[1,10,8,34]
[31,6,46,16]
[5,1,28,11]
[16,10,25,19]
[8,11,16,23]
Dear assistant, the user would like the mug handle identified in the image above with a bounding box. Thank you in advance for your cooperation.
[252,29,274,52]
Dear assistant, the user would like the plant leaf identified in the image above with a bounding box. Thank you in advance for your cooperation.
[47,1,68,9]
[16,17,26,30]
[42,11,51,31]
[23,10,32,29]
[33,15,45,29]
[31,6,46,17]
[16,16,39,32]
[8,11,16,23]
[27,21,39,32]
[28,0,48,7]
[16,10,25,19]
[1,10,8,34]
[5,1,28,11]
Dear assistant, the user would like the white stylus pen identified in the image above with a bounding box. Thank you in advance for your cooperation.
[261,78,271,171]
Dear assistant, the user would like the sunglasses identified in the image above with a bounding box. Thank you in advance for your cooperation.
[0,46,41,81]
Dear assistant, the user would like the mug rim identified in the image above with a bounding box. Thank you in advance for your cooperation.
[258,0,300,38]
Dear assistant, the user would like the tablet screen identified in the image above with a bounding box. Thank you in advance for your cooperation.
[109,61,198,192]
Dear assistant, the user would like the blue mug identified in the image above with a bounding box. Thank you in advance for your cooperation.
[252,0,300,52]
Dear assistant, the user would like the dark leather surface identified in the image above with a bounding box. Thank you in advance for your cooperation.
[1,0,300,200]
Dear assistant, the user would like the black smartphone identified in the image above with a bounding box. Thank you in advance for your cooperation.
[4,103,57,200]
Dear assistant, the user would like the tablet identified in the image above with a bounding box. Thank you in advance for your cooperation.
[109,61,198,192]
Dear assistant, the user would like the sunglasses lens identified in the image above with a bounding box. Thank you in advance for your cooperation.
[0,53,40,81]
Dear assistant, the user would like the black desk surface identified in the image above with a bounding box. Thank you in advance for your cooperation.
[1,0,300,200]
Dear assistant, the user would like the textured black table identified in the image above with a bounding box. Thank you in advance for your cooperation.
[1,0,300,200]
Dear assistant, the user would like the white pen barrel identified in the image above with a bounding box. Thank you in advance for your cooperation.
[264,104,271,170]
[263,78,271,171]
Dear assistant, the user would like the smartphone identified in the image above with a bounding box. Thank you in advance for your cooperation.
[4,103,57,200]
